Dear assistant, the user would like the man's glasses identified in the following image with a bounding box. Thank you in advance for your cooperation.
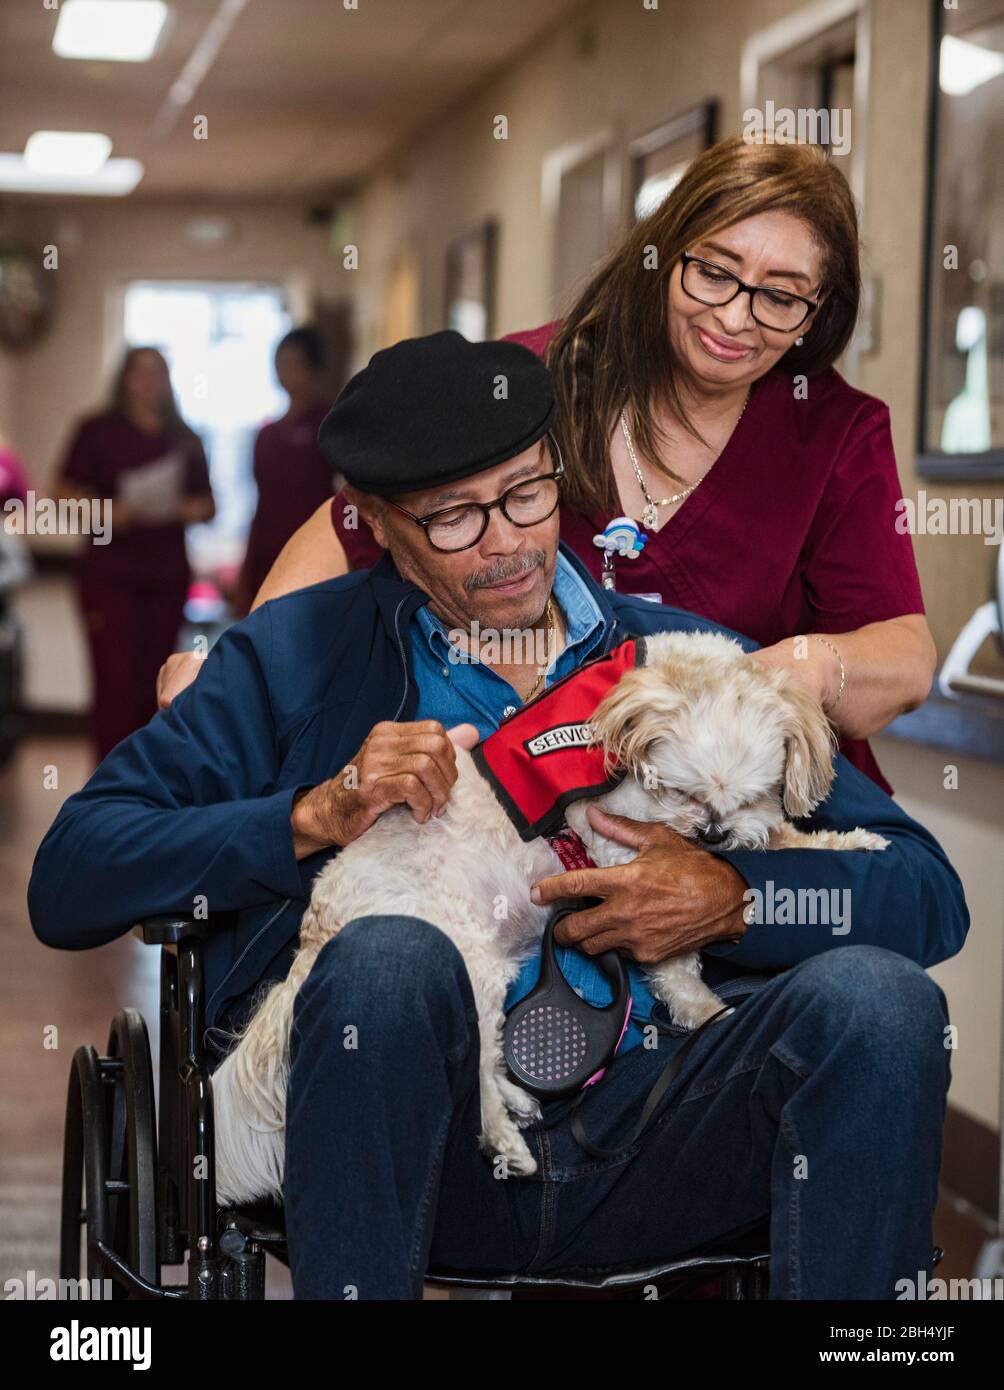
[384,438,564,553]
[680,251,821,333]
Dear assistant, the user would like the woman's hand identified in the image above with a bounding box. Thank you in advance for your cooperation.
[157,651,205,708]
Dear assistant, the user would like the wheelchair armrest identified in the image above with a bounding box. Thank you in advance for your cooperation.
[133,914,209,945]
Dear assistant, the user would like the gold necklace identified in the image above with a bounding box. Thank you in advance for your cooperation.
[621,387,751,529]
[522,596,560,703]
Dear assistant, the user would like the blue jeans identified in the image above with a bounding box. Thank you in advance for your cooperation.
[277,915,951,1300]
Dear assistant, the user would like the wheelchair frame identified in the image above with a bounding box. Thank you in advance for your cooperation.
[59,913,933,1300]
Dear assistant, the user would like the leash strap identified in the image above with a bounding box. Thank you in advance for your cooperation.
[565,1003,735,1161]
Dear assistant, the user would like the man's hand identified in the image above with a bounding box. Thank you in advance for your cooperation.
[157,650,206,709]
[530,806,749,962]
[290,721,480,859]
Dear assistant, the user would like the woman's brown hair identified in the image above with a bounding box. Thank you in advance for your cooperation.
[107,345,202,448]
[545,135,861,518]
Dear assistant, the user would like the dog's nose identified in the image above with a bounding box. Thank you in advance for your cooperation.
[699,823,727,846]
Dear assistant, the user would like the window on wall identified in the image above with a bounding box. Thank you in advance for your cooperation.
[544,129,622,311]
[919,0,1004,476]
[444,221,497,342]
[740,2,868,381]
[629,103,718,222]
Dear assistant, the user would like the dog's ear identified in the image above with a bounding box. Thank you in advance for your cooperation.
[589,666,685,774]
[777,674,837,819]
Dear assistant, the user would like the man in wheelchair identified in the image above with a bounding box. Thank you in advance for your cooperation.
[29,331,968,1300]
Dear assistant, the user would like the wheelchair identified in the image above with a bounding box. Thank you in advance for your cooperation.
[59,913,943,1300]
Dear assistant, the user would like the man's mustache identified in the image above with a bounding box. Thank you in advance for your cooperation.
[464,551,546,592]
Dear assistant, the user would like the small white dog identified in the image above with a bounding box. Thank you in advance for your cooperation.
[212,630,887,1203]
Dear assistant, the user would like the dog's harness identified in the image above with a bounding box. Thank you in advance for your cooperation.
[472,636,646,855]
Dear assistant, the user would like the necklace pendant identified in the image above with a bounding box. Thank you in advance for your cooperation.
[642,502,658,529]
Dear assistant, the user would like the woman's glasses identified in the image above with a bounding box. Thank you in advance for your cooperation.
[385,439,564,553]
[680,251,821,333]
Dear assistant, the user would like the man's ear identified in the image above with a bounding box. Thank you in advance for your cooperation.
[343,485,388,548]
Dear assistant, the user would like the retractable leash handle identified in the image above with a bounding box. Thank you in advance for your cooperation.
[501,901,736,1161]
[502,906,632,1101]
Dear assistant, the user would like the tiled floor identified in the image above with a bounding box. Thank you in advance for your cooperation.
[1,735,994,1300]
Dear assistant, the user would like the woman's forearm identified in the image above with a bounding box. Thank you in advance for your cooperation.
[251,501,348,611]
[158,501,351,707]
[756,614,937,741]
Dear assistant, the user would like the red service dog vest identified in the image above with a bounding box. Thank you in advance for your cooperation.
[472,636,647,843]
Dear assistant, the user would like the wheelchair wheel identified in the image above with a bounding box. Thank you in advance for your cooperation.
[60,1008,159,1296]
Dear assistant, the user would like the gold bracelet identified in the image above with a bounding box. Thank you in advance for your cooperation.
[812,635,845,711]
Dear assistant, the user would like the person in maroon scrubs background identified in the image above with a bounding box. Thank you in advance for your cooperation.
[234,327,335,617]
[156,137,936,793]
[56,346,215,761]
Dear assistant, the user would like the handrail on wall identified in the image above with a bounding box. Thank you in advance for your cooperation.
[939,542,1004,703]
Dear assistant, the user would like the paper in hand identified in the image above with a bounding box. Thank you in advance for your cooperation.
[118,451,185,523]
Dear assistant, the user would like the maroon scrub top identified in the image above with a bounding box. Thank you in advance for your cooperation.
[238,400,335,609]
[61,411,211,585]
[330,320,925,793]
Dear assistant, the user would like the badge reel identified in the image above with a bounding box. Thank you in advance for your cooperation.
[591,516,655,597]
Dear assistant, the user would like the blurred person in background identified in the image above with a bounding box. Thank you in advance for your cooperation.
[233,326,335,616]
[0,428,32,765]
[0,427,33,588]
[55,346,215,761]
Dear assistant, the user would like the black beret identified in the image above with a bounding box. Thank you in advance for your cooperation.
[318,329,553,497]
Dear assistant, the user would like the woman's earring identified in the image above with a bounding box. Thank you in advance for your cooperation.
[795,336,805,347]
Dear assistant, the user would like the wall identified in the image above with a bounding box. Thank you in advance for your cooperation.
[875,736,1003,1134]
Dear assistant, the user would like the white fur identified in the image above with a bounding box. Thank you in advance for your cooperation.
[212,630,887,1203]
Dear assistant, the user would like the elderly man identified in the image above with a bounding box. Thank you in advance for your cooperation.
[29,331,967,1301]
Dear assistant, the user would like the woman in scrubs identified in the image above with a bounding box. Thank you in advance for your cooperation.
[234,327,334,616]
[158,137,935,789]
[57,346,215,760]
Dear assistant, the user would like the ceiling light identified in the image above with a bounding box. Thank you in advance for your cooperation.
[24,131,112,177]
[939,34,1004,96]
[0,155,144,196]
[53,0,169,62]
